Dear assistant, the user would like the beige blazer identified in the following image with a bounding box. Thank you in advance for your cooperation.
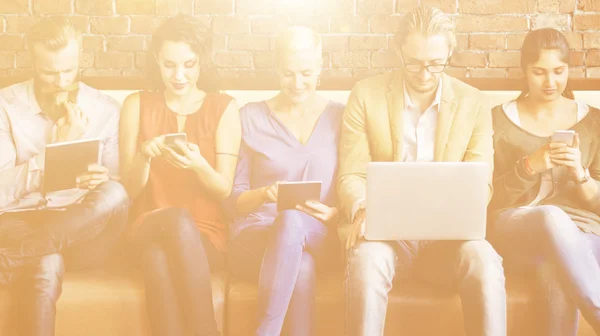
[337,71,494,224]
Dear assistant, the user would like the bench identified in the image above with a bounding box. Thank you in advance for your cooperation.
[1,88,598,336]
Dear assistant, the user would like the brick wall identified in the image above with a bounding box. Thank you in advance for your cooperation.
[0,0,599,82]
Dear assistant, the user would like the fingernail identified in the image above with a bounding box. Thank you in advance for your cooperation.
[76,178,80,183]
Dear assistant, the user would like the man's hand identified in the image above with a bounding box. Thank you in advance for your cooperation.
[56,102,88,143]
[346,207,366,249]
[76,164,109,190]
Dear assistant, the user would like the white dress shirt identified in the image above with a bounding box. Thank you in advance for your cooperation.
[0,79,121,209]
[401,81,442,162]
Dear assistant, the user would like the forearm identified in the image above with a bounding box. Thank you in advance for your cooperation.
[193,164,235,201]
[490,158,539,208]
[573,175,600,206]
[121,153,151,199]
[0,154,44,207]
[235,187,268,214]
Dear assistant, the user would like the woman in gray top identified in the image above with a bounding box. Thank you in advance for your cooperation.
[489,28,600,335]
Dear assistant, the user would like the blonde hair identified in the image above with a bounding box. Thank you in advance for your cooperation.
[395,6,456,49]
[27,16,81,53]
[275,26,323,64]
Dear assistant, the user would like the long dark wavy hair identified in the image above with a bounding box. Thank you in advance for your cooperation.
[518,28,574,100]
[146,14,219,92]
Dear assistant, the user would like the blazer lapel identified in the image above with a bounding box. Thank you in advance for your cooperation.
[386,72,405,162]
[434,74,458,161]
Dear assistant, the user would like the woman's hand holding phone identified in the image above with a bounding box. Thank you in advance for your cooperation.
[526,143,558,174]
[549,132,586,180]
[139,135,166,160]
[161,141,209,171]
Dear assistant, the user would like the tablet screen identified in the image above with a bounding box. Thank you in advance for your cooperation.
[276,181,322,212]
[43,139,102,193]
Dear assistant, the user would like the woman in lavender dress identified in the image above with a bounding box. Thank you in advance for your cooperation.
[224,26,344,336]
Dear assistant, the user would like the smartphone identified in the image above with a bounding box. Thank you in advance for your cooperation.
[164,133,187,155]
[551,130,575,146]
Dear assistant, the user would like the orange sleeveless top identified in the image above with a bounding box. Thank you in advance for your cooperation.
[130,91,233,251]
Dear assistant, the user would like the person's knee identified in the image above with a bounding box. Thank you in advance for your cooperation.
[156,207,199,237]
[346,241,396,290]
[25,253,65,302]
[273,210,310,246]
[140,244,170,276]
[458,240,505,286]
[530,205,578,238]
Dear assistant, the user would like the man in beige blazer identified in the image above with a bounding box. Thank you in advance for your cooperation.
[339,6,506,336]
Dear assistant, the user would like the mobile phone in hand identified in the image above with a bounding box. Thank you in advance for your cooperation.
[164,133,187,155]
[551,130,575,147]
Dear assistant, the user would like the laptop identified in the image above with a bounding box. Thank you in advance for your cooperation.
[364,162,488,241]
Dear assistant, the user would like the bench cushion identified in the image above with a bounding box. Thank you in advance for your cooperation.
[226,272,583,336]
[0,265,228,336]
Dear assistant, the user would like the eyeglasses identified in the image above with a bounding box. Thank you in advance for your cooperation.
[399,49,450,74]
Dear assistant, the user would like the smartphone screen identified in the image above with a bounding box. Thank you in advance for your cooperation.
[164,133,187,155]
[551,130,575,147]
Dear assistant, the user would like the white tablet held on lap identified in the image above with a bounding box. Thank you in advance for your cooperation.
[364,162,488,241]
[43,138,102,193]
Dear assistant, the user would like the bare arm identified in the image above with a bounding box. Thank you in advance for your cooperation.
[192,100,242,200]
[100,97,122,179]
[573,143,600,212]
[119,92,152,200]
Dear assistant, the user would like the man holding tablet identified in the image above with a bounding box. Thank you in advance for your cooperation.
[338,6,506,336]
[0,17,128,335]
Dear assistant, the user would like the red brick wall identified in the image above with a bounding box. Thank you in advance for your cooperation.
[0,0,599,82]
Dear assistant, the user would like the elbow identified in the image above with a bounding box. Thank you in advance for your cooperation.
[215,178,235,201]
[215,187,232,202]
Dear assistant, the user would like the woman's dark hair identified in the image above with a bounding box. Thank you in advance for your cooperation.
[518,27,574,100]
[147,14,219,92]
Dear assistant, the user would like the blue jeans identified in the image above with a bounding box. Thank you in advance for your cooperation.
[129,208,224,336]
[491,205,600,336]
[0,180,129,336]
[228,210,339,336]
[345,239,506,336]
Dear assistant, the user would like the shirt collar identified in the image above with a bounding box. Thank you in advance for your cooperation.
[403,78,443,111]
[26,79,43,115]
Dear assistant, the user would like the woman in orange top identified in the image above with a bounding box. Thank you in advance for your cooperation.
[119,15,241,336]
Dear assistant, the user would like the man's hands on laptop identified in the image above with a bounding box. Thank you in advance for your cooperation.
[346,207,366,250]
[76,164,109,190]
[56,102,88,143]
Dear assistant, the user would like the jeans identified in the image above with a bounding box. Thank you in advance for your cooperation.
[345,239,506,336]
[491,205,600,336]
[228,210,339,336]
[0,180,129,336]
[129,208,224,336]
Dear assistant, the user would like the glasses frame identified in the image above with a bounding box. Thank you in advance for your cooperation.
[399,49,451,74]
